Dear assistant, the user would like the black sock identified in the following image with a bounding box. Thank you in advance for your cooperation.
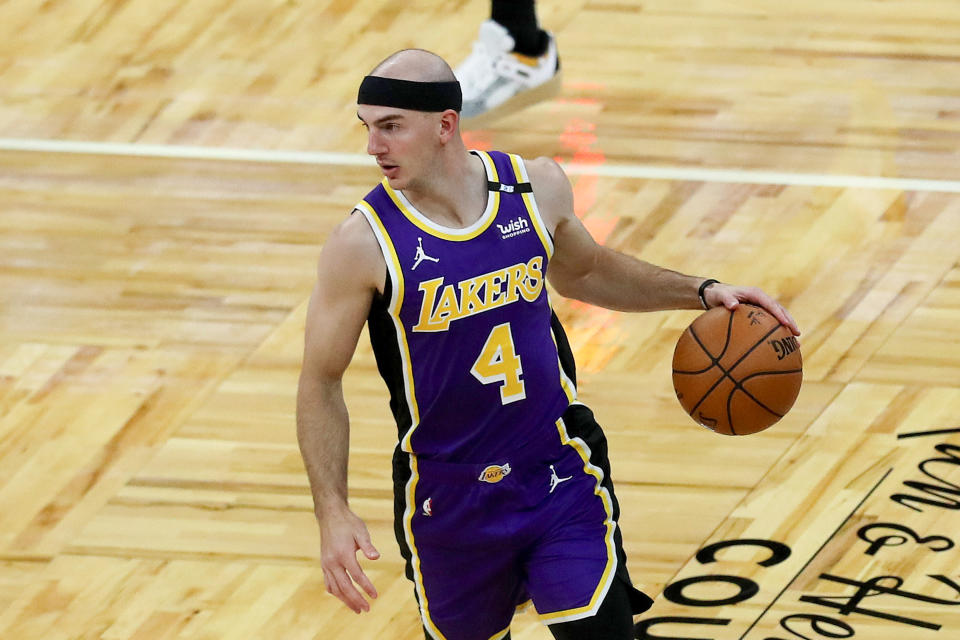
[491,0,549,56]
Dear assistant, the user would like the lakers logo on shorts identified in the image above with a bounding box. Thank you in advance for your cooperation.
[478,463,511,483]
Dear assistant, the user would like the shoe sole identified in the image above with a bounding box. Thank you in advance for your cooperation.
[461,71,563,129]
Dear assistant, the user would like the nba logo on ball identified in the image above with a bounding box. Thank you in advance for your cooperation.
[672,305,802,435]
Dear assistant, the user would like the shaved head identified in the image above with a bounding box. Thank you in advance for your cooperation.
[357,49,466,192]
[369,49,457,83]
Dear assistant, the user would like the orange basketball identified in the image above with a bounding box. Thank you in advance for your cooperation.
[672,304,802,435]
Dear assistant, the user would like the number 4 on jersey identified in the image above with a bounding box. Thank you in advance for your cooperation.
[471,323,526,405]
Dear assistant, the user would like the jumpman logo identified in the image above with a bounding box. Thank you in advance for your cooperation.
[548,465,572,494]
[412,237,439,270]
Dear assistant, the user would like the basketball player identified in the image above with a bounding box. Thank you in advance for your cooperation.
[296,49,800,640]
[455,0,560,120]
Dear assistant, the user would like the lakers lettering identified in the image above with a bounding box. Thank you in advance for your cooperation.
[769,335,799,360]
[413,257,544,332]
[478,463,512,484]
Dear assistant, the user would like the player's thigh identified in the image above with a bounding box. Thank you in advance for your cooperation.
[406,470,527,640]
[412,536,525,640]
[522,443,613,618]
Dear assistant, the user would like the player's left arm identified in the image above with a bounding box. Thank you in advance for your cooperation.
[526,157,800,335]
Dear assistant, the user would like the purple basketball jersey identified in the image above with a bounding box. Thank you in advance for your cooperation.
[355,150,577,462]
[352,152,651,638]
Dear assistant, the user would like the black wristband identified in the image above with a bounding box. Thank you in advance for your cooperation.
[698,279,720,310]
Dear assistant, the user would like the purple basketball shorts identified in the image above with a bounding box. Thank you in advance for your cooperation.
[392,405,640,640]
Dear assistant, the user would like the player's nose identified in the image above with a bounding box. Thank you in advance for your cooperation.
[366,130,387,156]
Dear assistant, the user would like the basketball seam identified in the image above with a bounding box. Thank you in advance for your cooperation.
[726,386,738,435]
[686,317,768,414]
[731,369,804,432]
[683,311,734,396]
[685,326,728,418]
[686,323,784,431]
[672,364,715,375]
[739,369,803,382]
[685,325,724,421]
[672,330,720,376]
[737,370,803,417]
[681,309,735,372]
[731,387,785,429]
[722,327,795,434]
[718,310,734,360]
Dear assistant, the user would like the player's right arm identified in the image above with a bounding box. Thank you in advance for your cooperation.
[296,210,386,614]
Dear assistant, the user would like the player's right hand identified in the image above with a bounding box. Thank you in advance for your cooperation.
[319,506,380,613]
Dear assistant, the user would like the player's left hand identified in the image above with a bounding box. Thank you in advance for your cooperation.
[703,283,801,336]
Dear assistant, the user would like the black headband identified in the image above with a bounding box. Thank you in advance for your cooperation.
[357,75,462,112]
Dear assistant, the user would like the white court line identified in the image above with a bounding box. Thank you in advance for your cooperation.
[0,138,375,167]
[3,137,960,193]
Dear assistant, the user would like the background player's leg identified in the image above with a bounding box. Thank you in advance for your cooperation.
[546,578,633,640]
[454,1,561,121]
[490,0,548,56]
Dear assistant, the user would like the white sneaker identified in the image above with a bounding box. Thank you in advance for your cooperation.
[455,20,561,124]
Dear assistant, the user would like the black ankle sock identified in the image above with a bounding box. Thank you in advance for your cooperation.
[491,0,549,56]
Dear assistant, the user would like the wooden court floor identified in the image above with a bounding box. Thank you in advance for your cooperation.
[1,1,959,639]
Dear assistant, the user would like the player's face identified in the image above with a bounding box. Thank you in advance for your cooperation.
[358,105,437,190]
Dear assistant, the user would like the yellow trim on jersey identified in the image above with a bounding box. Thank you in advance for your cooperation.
[354,200,422,450]
[508,153,554,260]
[381,150,501,242]
[488,625,511,640]
[538,416,617,624]
[477,149,500,181]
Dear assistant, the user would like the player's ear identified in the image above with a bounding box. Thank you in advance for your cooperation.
[438,109,459,143]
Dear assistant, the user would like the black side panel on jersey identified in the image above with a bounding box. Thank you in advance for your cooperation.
[369,272,418,581]
[392,447,415,581]
[366,271,413,441]
[551,310,577,390]
[366,272,418,582]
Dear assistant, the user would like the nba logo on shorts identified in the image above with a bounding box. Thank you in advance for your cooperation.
[422,497,433,516]
[478,463,511,483]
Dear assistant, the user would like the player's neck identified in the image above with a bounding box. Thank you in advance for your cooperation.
[401,148,488,229]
